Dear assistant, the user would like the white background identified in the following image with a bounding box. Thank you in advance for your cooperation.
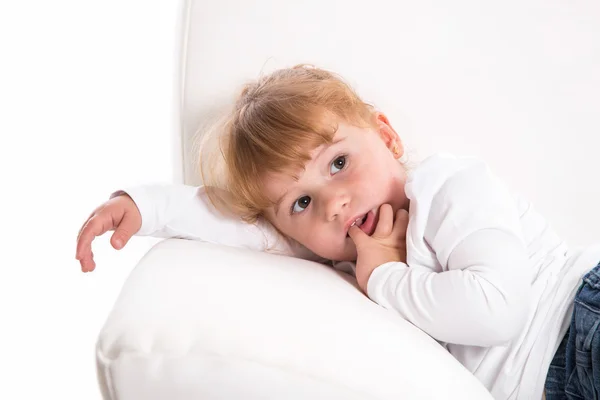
[0,1,179,399]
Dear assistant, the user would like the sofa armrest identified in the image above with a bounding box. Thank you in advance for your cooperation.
[96,239,492,399]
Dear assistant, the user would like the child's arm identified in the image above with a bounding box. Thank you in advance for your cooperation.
[76,184,319,272]
[112,184,292,252]
[354,162,532,347]
[366,230,530,347]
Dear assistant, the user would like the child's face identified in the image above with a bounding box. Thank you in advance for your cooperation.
[262,115,409,261]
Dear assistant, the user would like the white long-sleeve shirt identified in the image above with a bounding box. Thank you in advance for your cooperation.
[115,153,600,400]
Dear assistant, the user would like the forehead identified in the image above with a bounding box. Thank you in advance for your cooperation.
[265,129,348,184]
[262,149,316,198]
[262,123,364,200]
[261,140,328,211]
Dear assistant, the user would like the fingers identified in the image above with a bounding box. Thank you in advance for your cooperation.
[349,204,402,244]
[350,205,409,248]
[348,224,368,246]
[76,195,141,272]
[110,209,136,250]
[372,204,394,238]
[76,214,112,271]
[393,208,409,237]
[77,205,103,243]
[75,204,105,270]
[80,251,96,273]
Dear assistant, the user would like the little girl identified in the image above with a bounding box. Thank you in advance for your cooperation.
[76,65,600,400]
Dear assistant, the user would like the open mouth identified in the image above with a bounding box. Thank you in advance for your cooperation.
[346,211,375,237]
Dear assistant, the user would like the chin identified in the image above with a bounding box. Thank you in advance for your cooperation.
[311,242,357,262]
[333,249,358,262]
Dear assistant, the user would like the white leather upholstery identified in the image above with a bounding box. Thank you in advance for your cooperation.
[97,239,493,399]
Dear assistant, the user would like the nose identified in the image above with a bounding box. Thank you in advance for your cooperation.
[322,186,350,221]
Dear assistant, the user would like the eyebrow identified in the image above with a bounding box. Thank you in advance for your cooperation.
[273,137,346,217]
[314,137,346,166]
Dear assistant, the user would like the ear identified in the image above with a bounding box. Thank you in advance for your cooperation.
[374,112,404,159]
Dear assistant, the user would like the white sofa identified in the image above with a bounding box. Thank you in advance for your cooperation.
[96,239,493,399]
[96,0,600,398]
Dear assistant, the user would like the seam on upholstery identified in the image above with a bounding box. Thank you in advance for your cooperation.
[97,345,118,400]
[177,0,192,184]
[95,347,380,399]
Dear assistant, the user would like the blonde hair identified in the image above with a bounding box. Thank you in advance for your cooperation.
[199,64,379,223]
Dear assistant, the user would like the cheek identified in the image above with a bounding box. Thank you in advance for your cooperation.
[353,157,388,186]
[350,159,401,205]
[273,219,319,247]
[295,225,340,249]
[296,226,327,244]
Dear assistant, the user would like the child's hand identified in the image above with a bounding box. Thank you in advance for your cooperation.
[75,194,142,273]
[348,204,408,293]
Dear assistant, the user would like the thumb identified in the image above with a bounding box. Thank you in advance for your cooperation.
[110,212,137,250]
[348,225,369,247]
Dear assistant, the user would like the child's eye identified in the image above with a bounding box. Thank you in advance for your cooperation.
[291,196,311,214]
[330,155,347,174]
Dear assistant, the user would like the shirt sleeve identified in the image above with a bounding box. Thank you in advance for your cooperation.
[366,162,533,346]
[110,184,322,261]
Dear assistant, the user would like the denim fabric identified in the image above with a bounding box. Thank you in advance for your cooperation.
[546,327,570,399]
[545,261,600,400]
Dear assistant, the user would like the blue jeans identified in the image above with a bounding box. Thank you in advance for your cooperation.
[545,261,600,400]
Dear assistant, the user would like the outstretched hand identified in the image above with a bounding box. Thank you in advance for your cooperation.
[75,194,142,272]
